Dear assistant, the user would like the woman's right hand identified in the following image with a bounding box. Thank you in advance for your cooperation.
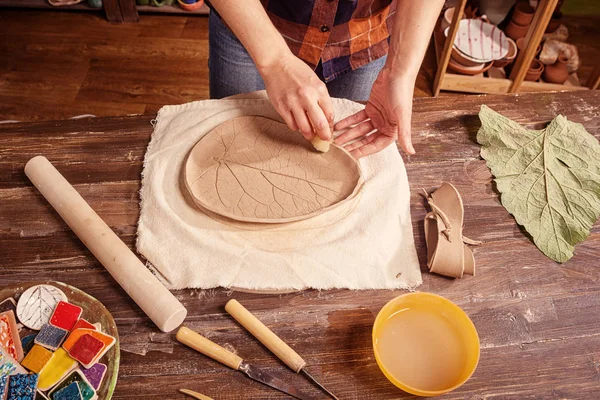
[259,53,334,142]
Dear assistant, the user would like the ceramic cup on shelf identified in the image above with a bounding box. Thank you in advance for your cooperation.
[493,37,517,68]
[516,37,542,56]
[512,1,535,26]
[525,58,545,81]
[543,54,569,84]
[504,19,529,40]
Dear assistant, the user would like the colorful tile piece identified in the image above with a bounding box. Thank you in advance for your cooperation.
[0,375,7,399]
[21,345,54,374]
[0,310,24,361]
[22,334,38,356]
[16,285,67,331]
[63,330,114,355]
[67,335,104,369]
[36,390,51,400]
[34,324,68,351]
[0,298,17,315]
[0,346,27,377]
[48,370,96,400]
[37,348,77,391]
[81,363,106,391]
[49,302,82,332]
[71,320,95,332]
[51,381,82,400]
[7,373,39,400]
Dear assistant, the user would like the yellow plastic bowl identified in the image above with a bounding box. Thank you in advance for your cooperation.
[372,292,480,397]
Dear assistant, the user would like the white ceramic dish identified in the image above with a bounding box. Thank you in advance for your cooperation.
[445,19,509,62]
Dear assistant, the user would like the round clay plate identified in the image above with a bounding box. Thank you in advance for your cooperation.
[184,115,362,223]
[0,281,119,400]
[446,19,509,62]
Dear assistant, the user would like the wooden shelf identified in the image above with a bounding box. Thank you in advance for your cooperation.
[0,0,99,11]
[432,2,590,95]
[137,3,208,15]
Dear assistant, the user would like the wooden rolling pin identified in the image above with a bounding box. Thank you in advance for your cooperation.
[24,156,187,332]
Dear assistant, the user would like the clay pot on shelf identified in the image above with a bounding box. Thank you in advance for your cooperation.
[516,37,542,56]
[493,37,517,67]
[441,7,457,31]
[451,47,485,67]
[525,59,544,81]
[505,20,529,40]
[448,57,493,76]
[512,1,535,26]
[543,54,569,84]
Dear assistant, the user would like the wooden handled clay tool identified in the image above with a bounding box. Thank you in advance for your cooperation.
[176,327,317,400]
[24,156,187,332]
[179,388,214,400]
[225,299,339,400]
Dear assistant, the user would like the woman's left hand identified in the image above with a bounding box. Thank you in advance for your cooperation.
[334,67,416,158]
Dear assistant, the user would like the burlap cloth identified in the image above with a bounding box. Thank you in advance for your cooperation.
[136,91,421,290]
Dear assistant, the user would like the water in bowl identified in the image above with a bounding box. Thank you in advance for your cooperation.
[375,305,468,392]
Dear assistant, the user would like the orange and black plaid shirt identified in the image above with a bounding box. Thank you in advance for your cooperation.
[261,0,396,82]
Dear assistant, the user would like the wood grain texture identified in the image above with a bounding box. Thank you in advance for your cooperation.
[1,77,600,400]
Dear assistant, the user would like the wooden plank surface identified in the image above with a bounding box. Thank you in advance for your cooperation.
[1,91,599,399]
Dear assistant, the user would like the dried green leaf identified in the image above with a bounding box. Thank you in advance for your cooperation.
[477,105,600,263]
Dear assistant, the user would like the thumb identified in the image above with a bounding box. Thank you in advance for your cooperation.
[395,108,414,155]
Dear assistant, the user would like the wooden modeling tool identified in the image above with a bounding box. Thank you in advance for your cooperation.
[225,299,338,400]
[179,388,214,400]
[176,327,317,400]
[24,156,187,333]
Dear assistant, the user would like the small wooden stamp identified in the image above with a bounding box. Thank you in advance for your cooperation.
[35,324,69,351]
[21,344,54,374]
[7,372,39,400]
[50,301,83,331]
[16,285,67,331]
[0,310,24,361]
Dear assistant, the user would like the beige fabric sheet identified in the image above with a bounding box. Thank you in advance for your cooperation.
[136,93,422,290]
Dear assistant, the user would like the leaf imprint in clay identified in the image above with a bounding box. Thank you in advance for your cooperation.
[184,116,362,223]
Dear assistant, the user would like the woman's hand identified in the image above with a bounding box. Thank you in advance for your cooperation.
[260,53,334,142]
[334,67,415,158]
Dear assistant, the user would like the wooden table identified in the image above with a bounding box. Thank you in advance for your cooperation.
[1,91,599,399]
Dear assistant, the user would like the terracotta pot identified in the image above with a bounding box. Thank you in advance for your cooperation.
[493,37,518,68]
[525,59,544,81]
[504,20,529,40]
[543,55,569,84]
[441,7,456,31]
[448,58,493,76]
[451,47,484,67]
[516,37,542,56]
[512,1,535,26]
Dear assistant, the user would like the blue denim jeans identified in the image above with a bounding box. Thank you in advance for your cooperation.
[208,12,386,101]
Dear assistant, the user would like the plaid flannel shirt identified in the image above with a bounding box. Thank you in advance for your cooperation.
[211,0,396,82]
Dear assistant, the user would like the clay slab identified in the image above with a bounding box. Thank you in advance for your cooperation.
[16,285,67,330]
[185,115,362,223]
